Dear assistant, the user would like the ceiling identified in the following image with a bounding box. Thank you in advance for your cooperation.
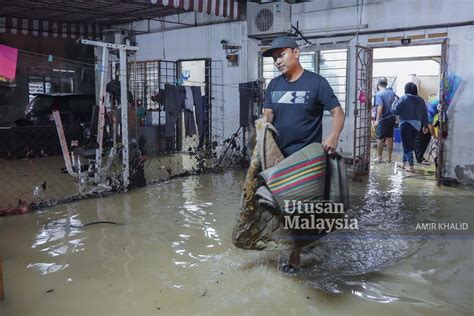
[0,0,189,25]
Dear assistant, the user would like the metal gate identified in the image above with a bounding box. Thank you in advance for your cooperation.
[0,52,238,212]
[437,39,449,185]
[210,60,224,148]
[352,45,373,177]
[127,59,215,185]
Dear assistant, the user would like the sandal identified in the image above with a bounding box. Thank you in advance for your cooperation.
[419,159,430,166]
[280,264,300,274]
[405,166,416,173]
[373,157,384,163]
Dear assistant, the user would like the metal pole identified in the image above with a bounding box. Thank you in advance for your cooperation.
[120,48,130,190]
[80,39,138,52]
[80,39,138,190]
[95,46,108,182]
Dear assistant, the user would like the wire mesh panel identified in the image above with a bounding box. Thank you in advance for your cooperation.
[211,60,225,151]
[1,56,247,213]
[0,74,115,210]
[127,59,224,186]
[352,45,373,177]
[0,125,79,210]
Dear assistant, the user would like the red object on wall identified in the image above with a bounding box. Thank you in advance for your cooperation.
[152,0,241,20]
[0,44,18,80]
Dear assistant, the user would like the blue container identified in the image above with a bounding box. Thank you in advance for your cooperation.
[394,128,401,143]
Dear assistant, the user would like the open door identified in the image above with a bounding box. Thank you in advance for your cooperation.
[352,45,373,177]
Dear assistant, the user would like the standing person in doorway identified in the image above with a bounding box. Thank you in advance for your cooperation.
[392,82,429,173]
[261,36,345,271]
[373,76,397,163]
[414,97,436,165]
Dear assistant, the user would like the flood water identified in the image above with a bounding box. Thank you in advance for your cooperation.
[0,163,473,315]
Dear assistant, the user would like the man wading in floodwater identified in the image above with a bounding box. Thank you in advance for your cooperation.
[261,36,345,272]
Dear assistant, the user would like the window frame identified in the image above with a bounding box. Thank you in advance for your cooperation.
[259,47,349,113]
[317,48,349,113]
[260,51,316,88]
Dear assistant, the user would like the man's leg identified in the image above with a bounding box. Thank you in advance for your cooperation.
[419,132,432,163]
[375,123,384,162]
[289,249,300,267]
[414,130,424,163]
[386,137,394,162]
[376,139,384,161]
[385,117,396,162]
[402,124,417,171]
[400,123,411,169]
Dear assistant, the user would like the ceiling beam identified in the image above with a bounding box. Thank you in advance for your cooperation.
[0,0,186,25]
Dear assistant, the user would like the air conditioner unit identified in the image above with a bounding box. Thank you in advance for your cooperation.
[247,1,292,39]
[103,29,136,46]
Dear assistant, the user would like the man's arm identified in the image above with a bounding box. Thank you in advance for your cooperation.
[322,106,345,154]
[374,104,383,127]
[428,123,435,137]
[263,108,274,123]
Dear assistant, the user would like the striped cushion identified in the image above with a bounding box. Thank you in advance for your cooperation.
[259,143,326,210]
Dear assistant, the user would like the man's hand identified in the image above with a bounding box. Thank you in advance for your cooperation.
[324,106,345,155]
[374,120,379,127]
[263,108,274,123]
[323,134,339,154]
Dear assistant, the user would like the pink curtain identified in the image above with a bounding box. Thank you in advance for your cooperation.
[0,44,18,80]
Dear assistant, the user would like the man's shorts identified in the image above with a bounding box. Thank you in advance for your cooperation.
[376,116,396,140]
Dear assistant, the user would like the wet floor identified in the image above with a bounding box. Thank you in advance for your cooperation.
[0,160,473,315]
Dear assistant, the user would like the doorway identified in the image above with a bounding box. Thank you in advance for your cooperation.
[177,59,211,153]
[353,42,447,180]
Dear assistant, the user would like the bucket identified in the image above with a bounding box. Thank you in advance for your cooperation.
[394,128,401,143]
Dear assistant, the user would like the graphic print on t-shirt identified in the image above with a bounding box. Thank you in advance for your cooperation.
[272,91,310,104]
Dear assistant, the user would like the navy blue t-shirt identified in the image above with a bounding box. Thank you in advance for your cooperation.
[263,70,340,157]
[374,88,396,120]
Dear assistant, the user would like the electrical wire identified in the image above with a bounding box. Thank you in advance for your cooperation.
[16,47,265,91]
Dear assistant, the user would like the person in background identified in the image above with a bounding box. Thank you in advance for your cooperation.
[392,82,429,172]
[414,97,436,165]
[373,77,397,163]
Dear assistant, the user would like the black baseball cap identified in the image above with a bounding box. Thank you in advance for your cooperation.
[377,76,388,85]
[262,36,299,57]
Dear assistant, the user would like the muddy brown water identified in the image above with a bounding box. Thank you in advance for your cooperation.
[0,164,473,315]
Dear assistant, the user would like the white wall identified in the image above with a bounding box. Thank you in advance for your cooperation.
[292,0,474,35]
[442,26,474,184]
[288,0,474,183]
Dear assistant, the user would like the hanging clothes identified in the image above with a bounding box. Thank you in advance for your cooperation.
[192,86,204,135]
[184,86,197,137]
[184,86,194,111]
[164,112,177,138]
[163,84,182,138]
[164,84,184,115]
[197,95,208,149]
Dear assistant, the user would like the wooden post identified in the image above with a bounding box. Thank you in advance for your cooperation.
[0,257,4,301]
